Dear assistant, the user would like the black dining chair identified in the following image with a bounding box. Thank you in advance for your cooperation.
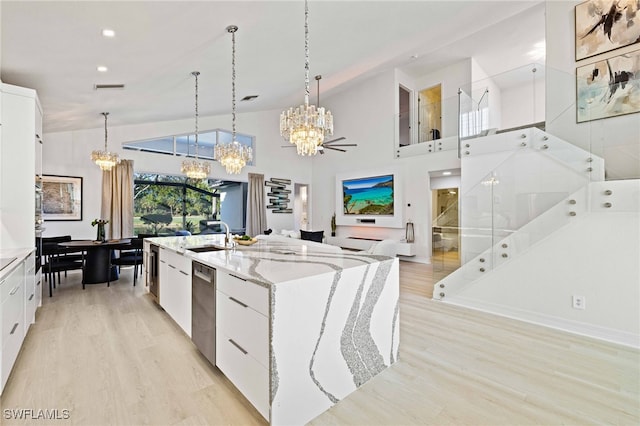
[41,235,85,296]
[111,237,144,286]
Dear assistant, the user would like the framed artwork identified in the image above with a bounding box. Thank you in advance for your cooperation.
[265,177,291,213]
[575,0,640,61]
[42,175,83,221]
[576,49,640,123]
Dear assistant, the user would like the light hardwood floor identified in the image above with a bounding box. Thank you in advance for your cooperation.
[2,263,639,425]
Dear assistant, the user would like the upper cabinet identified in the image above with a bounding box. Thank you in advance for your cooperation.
[0,83,40,249]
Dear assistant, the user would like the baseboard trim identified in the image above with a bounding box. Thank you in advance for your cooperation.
[442,296,640,349]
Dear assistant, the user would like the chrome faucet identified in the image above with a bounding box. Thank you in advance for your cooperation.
[206,220,232,247]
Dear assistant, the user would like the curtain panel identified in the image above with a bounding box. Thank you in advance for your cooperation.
[246,173,267,237]
[101,159,134,239]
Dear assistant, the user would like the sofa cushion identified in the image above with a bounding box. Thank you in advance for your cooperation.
[300,230,324,243]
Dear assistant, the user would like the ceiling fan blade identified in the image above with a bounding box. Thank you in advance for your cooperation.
[324,146,347,152]
[281,145,296,148]
[324,136,346,144]
[324,143,358,147]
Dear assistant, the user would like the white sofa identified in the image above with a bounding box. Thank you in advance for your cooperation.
[256,234,343,253]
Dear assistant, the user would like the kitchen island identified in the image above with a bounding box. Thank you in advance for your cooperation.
[146,234,399,425]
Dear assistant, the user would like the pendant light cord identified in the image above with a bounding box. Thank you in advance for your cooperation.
[192,71,200,159]
[103,112,109,151]
[304,0,310,107]
[231,27,237,141]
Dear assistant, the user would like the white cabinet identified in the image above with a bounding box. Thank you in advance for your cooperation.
[158,247,192,337]
[1,261,26,393]
[0,83,38,250]
[216,272,269,420]
[24,252,37,328]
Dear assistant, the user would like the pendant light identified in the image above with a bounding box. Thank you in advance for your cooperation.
[214,25,253,175]
[279,0,333,156]
[91,112,120,171]
[181,71,210,180]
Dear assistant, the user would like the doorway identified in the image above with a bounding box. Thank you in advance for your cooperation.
[398,85,412,146]
[419,84,442,143]
[430,169,461,282]
[294,183,309,231]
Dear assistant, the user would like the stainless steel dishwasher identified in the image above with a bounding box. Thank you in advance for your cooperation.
[192,262,216,366]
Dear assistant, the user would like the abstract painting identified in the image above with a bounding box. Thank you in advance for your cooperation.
[575,0,640,61]
[577,49,640,122]
[42,175,83,221]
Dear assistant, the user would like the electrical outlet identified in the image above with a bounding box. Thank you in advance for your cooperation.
[572,295,586,310]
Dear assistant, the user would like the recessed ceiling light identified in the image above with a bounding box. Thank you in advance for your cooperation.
[97,66,108,72]
[442,171,452,176]
[102,29,115,38]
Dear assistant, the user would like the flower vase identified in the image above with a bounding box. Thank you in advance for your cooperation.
[96,223,106,242]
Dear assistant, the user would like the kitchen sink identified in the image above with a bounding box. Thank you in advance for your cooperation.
[186,245,226,253]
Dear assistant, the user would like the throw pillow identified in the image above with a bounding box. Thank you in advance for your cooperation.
[300,230,324,243]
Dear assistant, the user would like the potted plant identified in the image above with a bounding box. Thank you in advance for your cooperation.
[92,218,109,242]
[330,213,336,237]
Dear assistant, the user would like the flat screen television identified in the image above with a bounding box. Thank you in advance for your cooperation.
[342,174,394,215]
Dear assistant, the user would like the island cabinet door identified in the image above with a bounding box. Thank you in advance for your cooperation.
[158,248,192,337]
[24,252,37,328]
[216,272,269,420]
[1,262,26,393]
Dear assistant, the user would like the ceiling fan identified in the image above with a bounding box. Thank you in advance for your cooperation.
[281,75,357,154]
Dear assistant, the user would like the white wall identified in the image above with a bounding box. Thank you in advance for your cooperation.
[545,0,640,180]
[415,59,472,140]
[42,108,312,238]
[500,79,545,129]
[447,208,640,347]
[309,68,462,263]
[471,58,502,131]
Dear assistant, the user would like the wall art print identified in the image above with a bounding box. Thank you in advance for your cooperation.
[265,177,292,213]
[42,175,83,221]
[575,0,640,61]
[577,49,640,122]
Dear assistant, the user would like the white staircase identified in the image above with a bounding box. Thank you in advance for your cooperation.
[432,128,640,348]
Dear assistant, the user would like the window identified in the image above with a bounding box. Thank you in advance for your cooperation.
[133,173,247,236]
[124,129,254,165]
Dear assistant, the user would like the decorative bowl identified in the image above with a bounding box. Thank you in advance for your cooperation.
[234,237,258,246]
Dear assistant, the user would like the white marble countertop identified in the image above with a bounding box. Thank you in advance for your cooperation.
[0,247,35,280]
[147,235,391,288]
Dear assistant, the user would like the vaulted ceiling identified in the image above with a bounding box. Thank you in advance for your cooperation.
[1,1,544,133]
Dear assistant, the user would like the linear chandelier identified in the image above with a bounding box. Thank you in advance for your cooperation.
[214,25,253,175]
[181,71,210,180]
[91,112,120,171]
[279,0,333,156]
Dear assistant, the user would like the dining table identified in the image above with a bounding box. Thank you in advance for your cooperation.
[58,239,131,285]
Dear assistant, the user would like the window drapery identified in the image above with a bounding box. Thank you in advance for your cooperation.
[101,159,134,239]
[246,173,267,237]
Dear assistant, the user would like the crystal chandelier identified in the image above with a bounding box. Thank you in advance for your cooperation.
[279,0,333,156]
[181,71,210,180]
[91,112,120,171]
[214,25,253,175]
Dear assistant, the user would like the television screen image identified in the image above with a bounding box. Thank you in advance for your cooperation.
[343,174,394,215]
